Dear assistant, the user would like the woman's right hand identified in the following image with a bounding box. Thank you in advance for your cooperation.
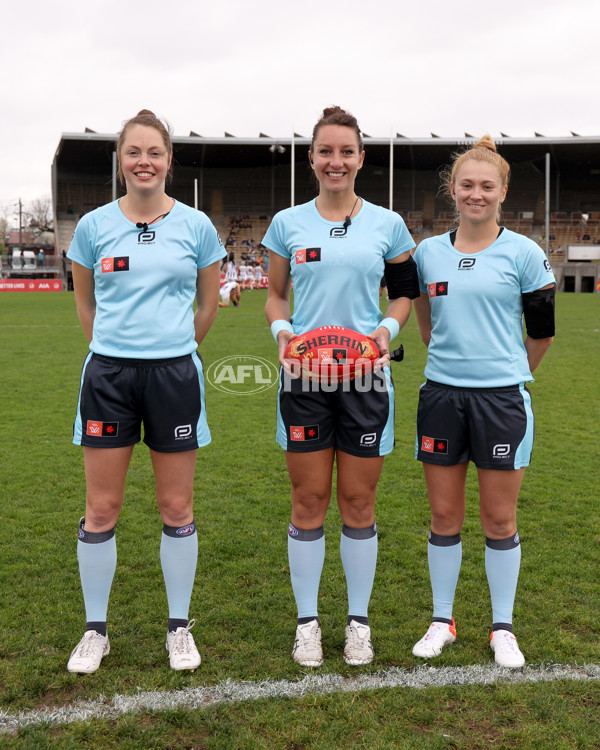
[277,330,298,374]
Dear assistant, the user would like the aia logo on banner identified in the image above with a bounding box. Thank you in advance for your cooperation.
[421,436,448,454]
[101,257,130,273]
[86,420,119,437]
[318,348,347,364]
[290,424,319,441]
[428,282,448,297]
[295,248,321,264]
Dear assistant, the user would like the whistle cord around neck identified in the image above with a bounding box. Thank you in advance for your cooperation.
[343,196,361,230]
[136,210,171,232]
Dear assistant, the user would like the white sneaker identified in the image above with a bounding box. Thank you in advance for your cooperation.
[166,619,201,671]
[67,630,110,674]
[412,618,457,658]
[490,629,525,668]
[292,619,323,667]
[344,620,374,665]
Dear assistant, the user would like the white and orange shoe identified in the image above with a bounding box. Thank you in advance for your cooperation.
[412,618,457,658]
[490,629,525,668]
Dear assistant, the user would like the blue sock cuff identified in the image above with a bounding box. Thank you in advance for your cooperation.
[288,523,324,541]
[429,530,461,547]
[162,521,197,538]
[78,518,115,544]
[486,532,520,550]
[342,522,377,540]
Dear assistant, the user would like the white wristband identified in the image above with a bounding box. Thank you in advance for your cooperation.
[271,319,294,342]
[380,317,400,341]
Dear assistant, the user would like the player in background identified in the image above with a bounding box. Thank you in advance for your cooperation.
[239,262,249,290]
[264,106,419,667]
[224,251,238,282]
[253,260,263,289]
[218,280,241,307]
[412,136,555,668]
[66,110,223,674]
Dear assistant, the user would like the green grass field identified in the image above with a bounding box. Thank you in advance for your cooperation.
[0,289,599,749]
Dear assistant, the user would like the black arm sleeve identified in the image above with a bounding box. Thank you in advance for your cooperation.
[522,286,556,339]
[384,256,420,300]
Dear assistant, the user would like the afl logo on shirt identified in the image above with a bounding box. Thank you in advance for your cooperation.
[101,257,130,273]
[295,248,321,264]
[458,258,476,270]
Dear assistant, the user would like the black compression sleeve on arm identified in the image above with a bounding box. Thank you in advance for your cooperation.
[522,286,556,339]
[384,256,420,300]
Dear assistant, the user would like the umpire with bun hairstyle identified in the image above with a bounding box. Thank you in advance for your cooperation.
[66,110,224,674]
[411,136,555,668]
[264,105,419,667]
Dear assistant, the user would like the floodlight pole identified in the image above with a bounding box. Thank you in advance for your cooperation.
[291,132,295,208]
[112,151,117,202]
[389,129,394,211]
[545,152,550,258]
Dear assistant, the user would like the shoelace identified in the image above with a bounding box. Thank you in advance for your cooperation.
[496,633,519,654]
[75,632,105,657]
[425,623,446,638]
[348,624,371,647]
[172,619,196,655]
[297,622,320,647]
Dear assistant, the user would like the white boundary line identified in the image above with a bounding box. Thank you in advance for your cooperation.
[2,663,600,734]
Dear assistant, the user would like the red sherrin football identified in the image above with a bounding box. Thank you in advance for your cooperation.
[284,325,380,382]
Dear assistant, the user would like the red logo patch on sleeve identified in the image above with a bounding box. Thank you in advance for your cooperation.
[295,248,321,265]
[428,282,448,298]
[101,257,130,273]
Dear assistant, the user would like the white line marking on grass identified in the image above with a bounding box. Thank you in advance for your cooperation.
[2,663,600,734]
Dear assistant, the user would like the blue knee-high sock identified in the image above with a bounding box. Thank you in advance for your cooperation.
[428,530,462,623]
[77,519,117,632]
[485,533,521,630]
[288,523,325,620]
[340,523,377,621]
[161,522,198,622]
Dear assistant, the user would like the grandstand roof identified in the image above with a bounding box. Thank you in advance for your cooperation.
[53,131,600,178]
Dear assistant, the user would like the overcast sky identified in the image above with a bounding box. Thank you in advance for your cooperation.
[2,0,600,219]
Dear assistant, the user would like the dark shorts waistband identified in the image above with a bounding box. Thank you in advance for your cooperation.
[426,379,521,393]
[91,352,193,368]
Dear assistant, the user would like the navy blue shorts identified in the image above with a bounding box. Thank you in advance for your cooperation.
[73,352,210,451]
[276,367,395,457]
[415,380,534,470]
